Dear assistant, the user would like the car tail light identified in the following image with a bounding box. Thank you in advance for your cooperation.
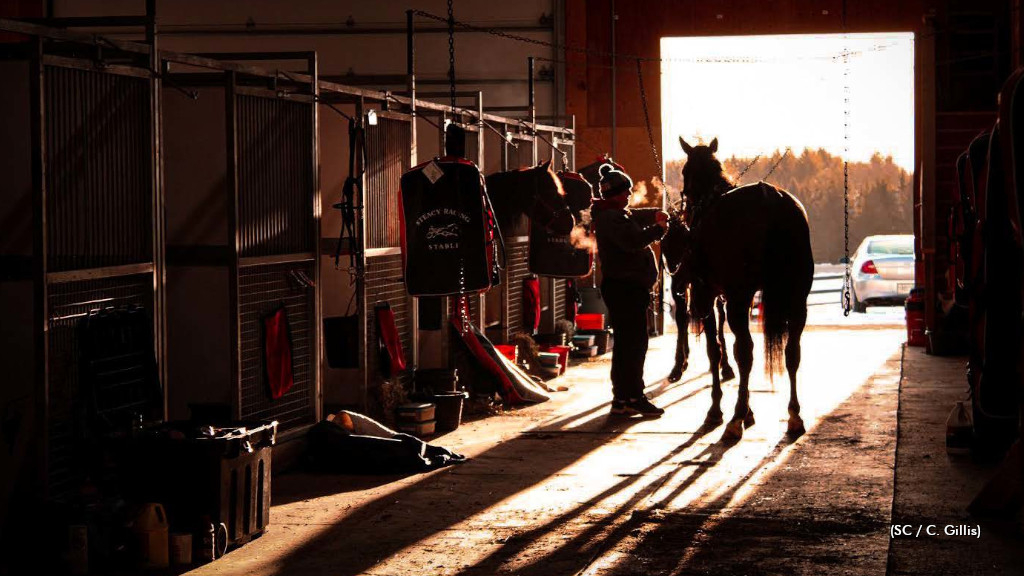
[860,260,878,275]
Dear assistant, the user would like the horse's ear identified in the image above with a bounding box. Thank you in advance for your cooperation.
[541,159,552,171]
[679,137,693,155]
[709,138,718,153]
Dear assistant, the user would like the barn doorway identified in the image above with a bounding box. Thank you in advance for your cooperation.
[660,32,916,327]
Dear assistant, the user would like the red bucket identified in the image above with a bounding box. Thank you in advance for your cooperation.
[576,313,605,331]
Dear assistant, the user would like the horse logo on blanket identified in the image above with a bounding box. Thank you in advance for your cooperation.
[426,223,460,240]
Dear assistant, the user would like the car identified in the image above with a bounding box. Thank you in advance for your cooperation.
[848,234,915,312]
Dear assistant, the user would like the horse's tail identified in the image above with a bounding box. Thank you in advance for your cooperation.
[760,189,813,378]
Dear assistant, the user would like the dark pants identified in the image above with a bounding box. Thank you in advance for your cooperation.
[602,279,651,400]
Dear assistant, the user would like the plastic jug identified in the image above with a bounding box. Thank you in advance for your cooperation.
[946,401,973,456]
[133,503,169,568]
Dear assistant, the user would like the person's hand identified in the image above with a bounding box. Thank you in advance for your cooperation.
[654,210,670,230]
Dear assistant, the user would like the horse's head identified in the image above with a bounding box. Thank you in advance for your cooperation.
[679,136,727,206]
[528,160,576,235]
[660,213,692,277]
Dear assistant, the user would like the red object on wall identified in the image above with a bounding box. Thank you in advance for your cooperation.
[375,302,407,377]
[263,306,295,399]
[523,276,541,334]
[905,288,927,347]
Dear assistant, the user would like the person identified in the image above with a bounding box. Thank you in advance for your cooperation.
[592,163,670,416]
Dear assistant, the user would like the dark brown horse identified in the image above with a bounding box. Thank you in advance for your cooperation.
[662,137,814,440]
[486,160,576,236]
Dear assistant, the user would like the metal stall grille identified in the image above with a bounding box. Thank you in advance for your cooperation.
[364,113,413,392]
[365,115,411,250]
[365,254,414,388]
[38,57,161,499]
[44,66,153,271]
[503,240,530,340]
[552,279,567,325]
[237,261,316,429]
[236,96,315,258]
[234,89,318,431]
[46,274,154,497]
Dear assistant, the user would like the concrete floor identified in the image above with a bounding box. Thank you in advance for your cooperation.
[186,324,1022,576]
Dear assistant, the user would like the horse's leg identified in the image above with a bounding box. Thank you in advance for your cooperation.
[786,306,808,437]
[668,280,690,382]
[716,298,736,382]
[703,313,724,426]
[723,295,755,440]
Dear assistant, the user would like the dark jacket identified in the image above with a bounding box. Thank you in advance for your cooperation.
[593,201,665,289]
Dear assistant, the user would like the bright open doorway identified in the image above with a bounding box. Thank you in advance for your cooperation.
[660,32,915,326]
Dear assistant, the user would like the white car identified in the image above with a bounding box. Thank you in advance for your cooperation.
[849,234,915,312]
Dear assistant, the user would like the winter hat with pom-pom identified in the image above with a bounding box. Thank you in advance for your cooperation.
[598,163,633,199]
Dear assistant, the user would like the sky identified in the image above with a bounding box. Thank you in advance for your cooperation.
[660,33,915,171]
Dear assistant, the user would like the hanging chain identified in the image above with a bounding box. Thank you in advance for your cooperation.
[734,154,761,182]
[841,0,853,316]
[446,0,457,116]
[761,147,790,180]
[635,58,661,177]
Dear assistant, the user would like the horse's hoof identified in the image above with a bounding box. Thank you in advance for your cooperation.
[704,410,724,427]
[720,365,736,382]
[743,410,755,428]
[723,419,744,440]
[667,364,685,383]
[787,417,806,438]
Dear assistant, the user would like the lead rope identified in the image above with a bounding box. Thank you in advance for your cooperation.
[635,58,661,178]
[636,58,665,335]
[841,0,853,317]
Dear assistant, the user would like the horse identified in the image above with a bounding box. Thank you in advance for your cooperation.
[662,137,814,440]
[485,160,576,236]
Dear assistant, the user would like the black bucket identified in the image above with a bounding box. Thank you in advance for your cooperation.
[415,369,459,393]
[433,391,468,432]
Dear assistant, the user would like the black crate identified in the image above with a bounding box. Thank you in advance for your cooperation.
[123,421,277,548]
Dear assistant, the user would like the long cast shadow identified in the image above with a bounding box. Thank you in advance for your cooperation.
[593,350,905,576]
[264,366,709,576]
[454,431,733,576]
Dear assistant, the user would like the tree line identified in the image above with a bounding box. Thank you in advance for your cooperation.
[663,148,913,263]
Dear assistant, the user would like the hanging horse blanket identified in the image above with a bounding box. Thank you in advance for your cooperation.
[528,171,595,278]
[375,302,407,378]
[400,156,499,296]
[263,305,295,400]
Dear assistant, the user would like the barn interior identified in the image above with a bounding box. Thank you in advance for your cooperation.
[1,1,1023,575]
